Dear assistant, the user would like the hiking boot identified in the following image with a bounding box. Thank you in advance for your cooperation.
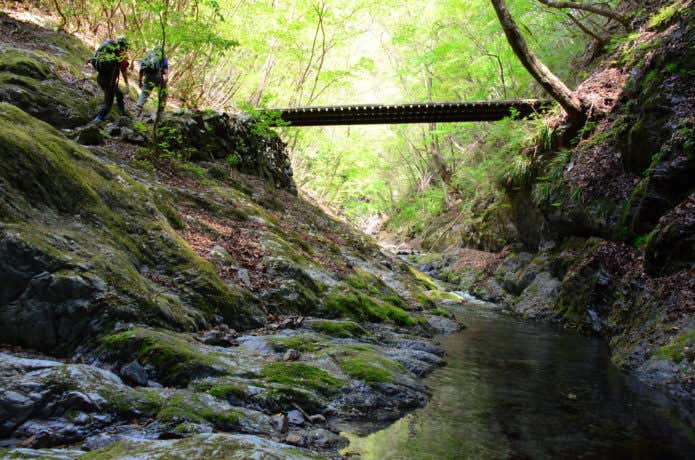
[91,115,105,123]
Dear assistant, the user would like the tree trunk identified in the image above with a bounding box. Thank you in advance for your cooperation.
[490,0,585,124]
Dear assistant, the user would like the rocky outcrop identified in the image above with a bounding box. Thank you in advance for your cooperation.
[158,111,296,194]
[0,13,99,128]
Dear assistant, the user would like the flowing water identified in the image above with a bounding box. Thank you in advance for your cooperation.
[345,299,694,459]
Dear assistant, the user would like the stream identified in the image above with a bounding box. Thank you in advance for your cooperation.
[344,296,694,459]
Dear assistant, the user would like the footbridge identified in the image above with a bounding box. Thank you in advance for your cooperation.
[263,99,552,126]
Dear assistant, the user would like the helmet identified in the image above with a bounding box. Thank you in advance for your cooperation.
[115,35,129,50]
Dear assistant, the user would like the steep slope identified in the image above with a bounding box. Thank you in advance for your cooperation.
[0,12,456,458]
[409,0,694,416]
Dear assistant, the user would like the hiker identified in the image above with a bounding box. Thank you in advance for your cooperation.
[89,35,130,122]
[135,45,169,117]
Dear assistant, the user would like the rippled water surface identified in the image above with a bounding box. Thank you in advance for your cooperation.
[345,303,694,459]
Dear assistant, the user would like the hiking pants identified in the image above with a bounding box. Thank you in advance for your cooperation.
[136,73,167,114]
[96,66,125,119]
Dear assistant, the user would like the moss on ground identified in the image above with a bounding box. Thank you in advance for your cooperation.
[324,286,415,326]
[266,334,330,352]
[424,290,462,302]
[654,330,695,363]
[430,308,453,318]
[407,266,439,290]
[261,362,344,395]
[306,319,371,338]
[333,346,405,383]
[155,394,243,430]
[0,49,50,79]
[190,381,248,401]
[100,327,225,386]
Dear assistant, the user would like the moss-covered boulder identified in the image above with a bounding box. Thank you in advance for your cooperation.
[0,103,262,353]
[0,47,98,128]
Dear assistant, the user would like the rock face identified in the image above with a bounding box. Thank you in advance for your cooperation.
[0,12,453,458]
[159,110,296,194]
[0,14,99,128]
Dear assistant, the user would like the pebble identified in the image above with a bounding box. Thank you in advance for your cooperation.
[284,434,305,446]
[283,349,301,361]
[287,409,305,426]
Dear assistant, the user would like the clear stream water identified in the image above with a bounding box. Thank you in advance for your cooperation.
[345,300,694,459]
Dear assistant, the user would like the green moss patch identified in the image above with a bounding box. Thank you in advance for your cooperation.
[155,394,243,430]
[424,290,462,302]
[407,266,439,290]
[305,319,371,338]
[261,362,344,395]
[267,334,330,352]
[324,287,415,326]
[430,308,453,318]
[654,330,695,364]
[334,347,405,383]
[100,328,225,386]
[0,49,50,79]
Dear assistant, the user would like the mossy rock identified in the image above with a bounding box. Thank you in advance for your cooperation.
[0,48,50,79]
[79,433,322,459]
[323,286,415,326]
[261,362,344,395]
[332,346,406,384]
[0,49,97,128]
[305,319,371,338]
[0,103,262,353]
[266,333,331,352]
[424,289,462,303]
[653,330,695,364]
[100,328,226,386]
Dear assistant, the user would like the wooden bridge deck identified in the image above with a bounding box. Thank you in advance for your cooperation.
[262,99,552,126]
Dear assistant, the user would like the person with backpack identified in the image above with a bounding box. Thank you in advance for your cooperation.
[89,35,130,122]
[135,45,169,118]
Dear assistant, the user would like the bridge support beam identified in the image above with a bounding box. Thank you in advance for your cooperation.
[260,99,552,126]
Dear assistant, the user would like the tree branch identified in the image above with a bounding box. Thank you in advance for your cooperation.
[536,0,629,28]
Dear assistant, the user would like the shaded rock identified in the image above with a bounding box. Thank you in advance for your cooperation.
[513,271,561,319]
[306,428,347,449]
[119,360,149,387]
[270,414,288,433]
[308,414,326,425]
[426,315,462,334]
[645,193,695,276]
[74,124,104,145]
[284,433,305,447]
[237,268,252,288]
[287,409,305,426]
[283,349,301,362]
[207,245,233,266]
[195,324,239,347]
[158,110,297,193]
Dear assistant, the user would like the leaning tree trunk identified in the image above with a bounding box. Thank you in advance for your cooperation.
[490,0,585,124]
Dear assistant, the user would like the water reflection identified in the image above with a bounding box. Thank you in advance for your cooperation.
[345,303,694,459]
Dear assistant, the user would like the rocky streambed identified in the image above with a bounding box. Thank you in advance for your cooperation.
[0,312,460,459]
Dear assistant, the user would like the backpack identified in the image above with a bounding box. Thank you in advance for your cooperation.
[140,50,163,73]
[89,39,120,73]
